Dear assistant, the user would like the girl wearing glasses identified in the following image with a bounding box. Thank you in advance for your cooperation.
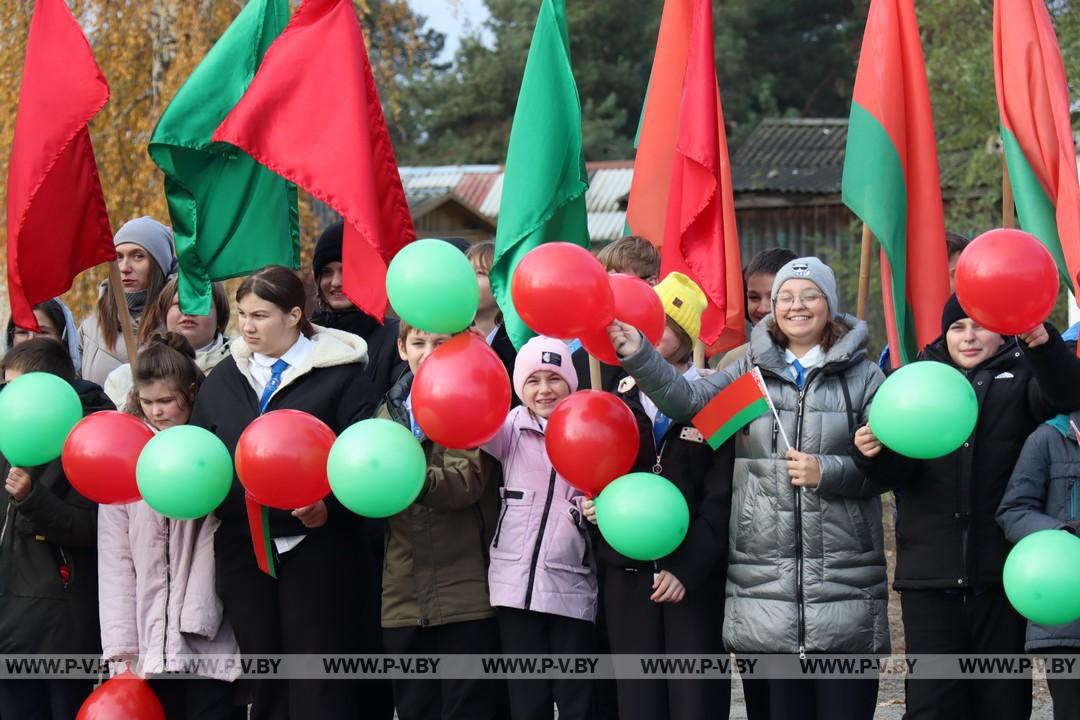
[607,257,888,720]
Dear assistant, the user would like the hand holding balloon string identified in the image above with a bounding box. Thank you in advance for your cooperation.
[292,500,328,528]
[854,425,883,458]
[1017,324,1049,348]
[5,467,31,501]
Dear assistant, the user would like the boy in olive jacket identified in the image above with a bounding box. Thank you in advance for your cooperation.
[378,322,501,720]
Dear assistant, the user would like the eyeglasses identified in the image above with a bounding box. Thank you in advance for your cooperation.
[774,291,826,310]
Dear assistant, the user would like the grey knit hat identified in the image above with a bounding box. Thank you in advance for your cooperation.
[771,256,840,318]
[114,217,176,278]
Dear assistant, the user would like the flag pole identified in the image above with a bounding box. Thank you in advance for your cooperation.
[1002,157,1016,229]
[107,261,138,363]
[856,224,874,320]
[588,354,602,391]
[693,340,705,370]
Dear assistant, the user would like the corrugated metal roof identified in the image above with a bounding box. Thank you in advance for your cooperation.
[478,173,505,217]
[731,118,848,194]
[588,211,627,241]
[454,173,499,213]
[586,168,634,212]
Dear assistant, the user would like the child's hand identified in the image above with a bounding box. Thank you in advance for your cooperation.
[854,425,883,458]
[582,499,597,525]
[608,320,642,358]
[5,467,31,501]
[292,501,328,529]
[1018,325,1049,348]
[786,449,821,488]
[651,570,685,603]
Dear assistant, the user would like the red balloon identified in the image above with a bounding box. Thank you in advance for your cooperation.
[77,672,164,720]
[545,390,640,496]
[511,243,615,339]
[955,228,1060,335]
[413,333,511,449]
[61,412,153,504]
[580,273,666,364]
[235,410,335,509]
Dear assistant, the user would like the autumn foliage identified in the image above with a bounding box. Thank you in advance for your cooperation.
[0,0,428,322]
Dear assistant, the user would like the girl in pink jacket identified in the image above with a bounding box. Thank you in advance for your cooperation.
[482,336,597,720]
[98,334,240,719]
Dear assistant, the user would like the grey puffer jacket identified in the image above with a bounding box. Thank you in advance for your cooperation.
[622,314,889,654]
[997,411,1080,651]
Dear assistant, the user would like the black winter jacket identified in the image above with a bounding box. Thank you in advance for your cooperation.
[860,325,1080,589]
[189,330,379,541]
[595,376,733,593]
[311,308,404,398]
[0,380,113,654]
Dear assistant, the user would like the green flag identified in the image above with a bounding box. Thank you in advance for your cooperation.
[149,0,299,315]
[490,0,590,350]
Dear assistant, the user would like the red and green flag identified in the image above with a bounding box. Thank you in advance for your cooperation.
[994,0,1080,293]
[150,0,298,316]
[692,368,771,450]
[214,0,415,323]
[490,0,590,350]
[627,0,744,353]
[841,0,950,367]
[6,0,114,332]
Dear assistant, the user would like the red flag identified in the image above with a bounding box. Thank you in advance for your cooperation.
[6,0,113,332]
[213,0,415,321]
[658,0,744,351]
[842,0,950,367]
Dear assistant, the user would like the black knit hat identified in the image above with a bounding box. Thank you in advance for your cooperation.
[941,293,968,337]
[313,222,344,280]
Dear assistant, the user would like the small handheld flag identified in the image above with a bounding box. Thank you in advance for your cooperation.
[692,368,784,450]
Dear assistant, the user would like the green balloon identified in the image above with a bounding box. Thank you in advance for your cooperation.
[386,238,479,334]
[328,419,427,518]
[0,372,82,466]
[595,472,689,561]
[868,360,977,459]
[136,426,233,520]
[1003,530,1080,626]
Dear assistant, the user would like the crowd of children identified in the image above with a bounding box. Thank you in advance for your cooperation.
[0,216,1078,720]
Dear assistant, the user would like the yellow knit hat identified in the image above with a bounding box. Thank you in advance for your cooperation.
[654,272,707,341]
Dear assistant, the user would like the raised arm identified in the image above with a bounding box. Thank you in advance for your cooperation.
[612,321,738,422]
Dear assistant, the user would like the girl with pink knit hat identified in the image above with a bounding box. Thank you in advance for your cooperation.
[481,335,596,720]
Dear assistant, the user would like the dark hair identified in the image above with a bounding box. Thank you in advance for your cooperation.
[96,259,168,348]
[665,316,694,365]
[137,277,230,347]
[128,333,204,422]
[596,236,661,280]
[6,299,68,348]
[1,337,76,383]
[768,317,849,353]
[236,266,315,338]
[945,231,970,259]
[745,247,798,279]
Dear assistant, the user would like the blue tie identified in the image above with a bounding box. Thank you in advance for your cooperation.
[259,359,289,414]
[653,410,672,445]
[792,359,806,389]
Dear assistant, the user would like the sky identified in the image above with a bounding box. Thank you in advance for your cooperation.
[408,0,492,61]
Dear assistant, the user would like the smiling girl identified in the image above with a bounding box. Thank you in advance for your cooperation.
[481,336,597,720]
[78,217,176,386]
[854,294,1080,720]
[609,257,888,720]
